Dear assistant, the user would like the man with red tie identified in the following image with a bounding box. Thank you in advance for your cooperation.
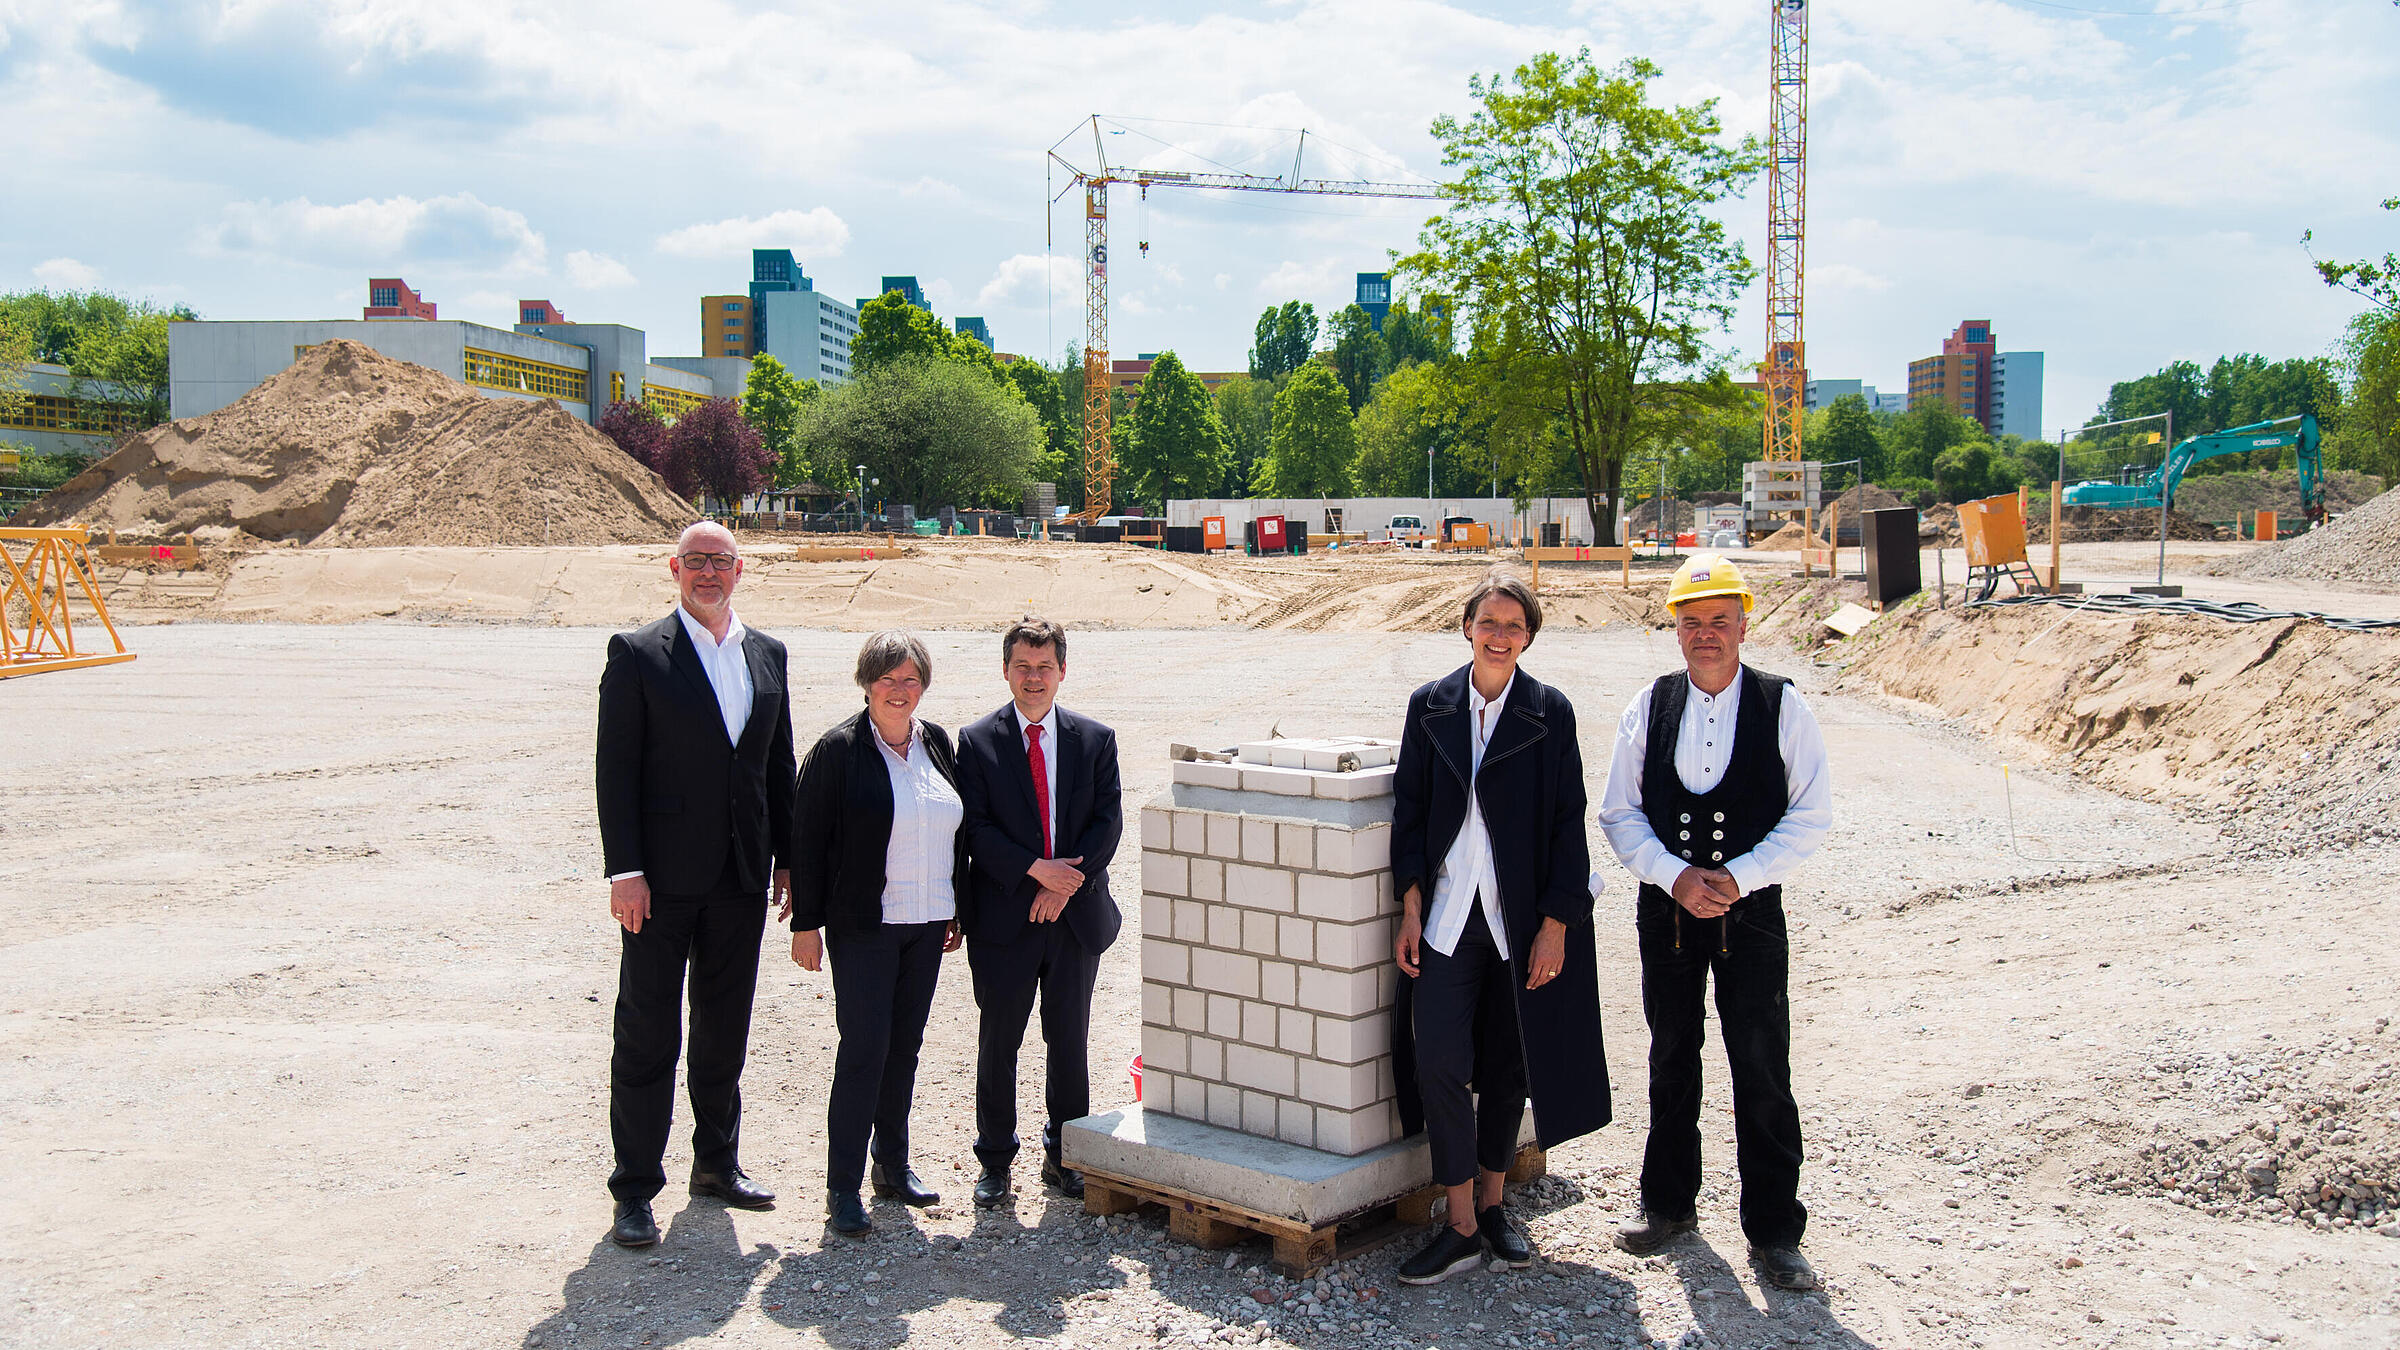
[955,615,1124,1208]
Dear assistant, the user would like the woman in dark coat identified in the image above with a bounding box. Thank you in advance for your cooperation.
[784,630,970,1237]
[1389,569,1609,1285]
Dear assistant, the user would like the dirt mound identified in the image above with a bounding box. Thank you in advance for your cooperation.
[1752,521,1826,551]
[2029,505,2225,544]
[18,340,698,546]
[1821,483,1908,515]
[2212,484,2400,587]
[2174,468,2384,525]
[1838,601,2400,841]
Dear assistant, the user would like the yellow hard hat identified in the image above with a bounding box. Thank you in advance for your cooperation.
[1667,553,1754,613]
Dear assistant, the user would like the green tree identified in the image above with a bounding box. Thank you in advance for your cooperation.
[741,354,819,488]
[1254,363,1357,496]
[1818,393,1884,482]
[797,356,1043,509]
[2333,310,2400,478]
[2306,195,2400,314]
[1326,304,1388,411]
[1248,301,1319,380]
[0,290,194,431]
[1117,351,1232,508]
[1353,359,1486,496]
[1932,439,2020,503]
[1400,51,1764,538]
[1212,375,1277,497]
[849,291,1002,381]
[1382,297,1454,369]
[1887,404,1982,484]
[0,315,31,432]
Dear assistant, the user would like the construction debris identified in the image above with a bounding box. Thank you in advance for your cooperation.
[2213,484,2400,586]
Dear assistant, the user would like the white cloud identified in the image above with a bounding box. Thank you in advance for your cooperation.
[1811,263,1892,294]
[898,176,965,203]
[1256,259,1338,297]
[1214,273,1231,291]
[202,193,545,273]
[33,257,100,288]
[977,254,1079,308]
[565,249,637,290]
[654,208,849,260]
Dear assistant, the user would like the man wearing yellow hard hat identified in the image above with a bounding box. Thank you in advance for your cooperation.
[1596,554,1832,1292]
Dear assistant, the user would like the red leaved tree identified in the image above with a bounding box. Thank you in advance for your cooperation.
[599,399,692,496]
[668,398,774,510]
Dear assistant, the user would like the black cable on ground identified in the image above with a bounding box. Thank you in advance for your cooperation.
[1968,591,2400,633]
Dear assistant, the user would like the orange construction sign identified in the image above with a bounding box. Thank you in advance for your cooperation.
[1,527,137,679]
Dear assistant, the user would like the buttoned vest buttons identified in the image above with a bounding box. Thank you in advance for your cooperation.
[1714,812,1725,822]
[1713,830,1724,840]
[1711,851,1723,861]
[1680,813,1691,823]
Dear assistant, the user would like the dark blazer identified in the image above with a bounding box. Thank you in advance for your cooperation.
[788,709,970,934]
[1390,663,1609,1150]
[595,612,797,896]
[955,703,1124,954]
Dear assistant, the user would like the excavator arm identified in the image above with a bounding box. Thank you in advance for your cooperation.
[2064,414,2322,525]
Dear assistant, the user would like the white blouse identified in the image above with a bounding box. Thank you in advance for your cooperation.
[874,722,962,924]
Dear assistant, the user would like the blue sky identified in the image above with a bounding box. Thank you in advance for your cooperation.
[2,0,2393,436]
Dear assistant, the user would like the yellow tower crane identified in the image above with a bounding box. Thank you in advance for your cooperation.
[1763,0,1809,466]
[1049,117,1440,522]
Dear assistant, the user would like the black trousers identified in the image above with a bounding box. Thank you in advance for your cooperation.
[608,875,766,1203]
[1635,887,1807,1247]
[967,919,1098,1169]
[825,919,949,1193]
[1410,904,1527,1189]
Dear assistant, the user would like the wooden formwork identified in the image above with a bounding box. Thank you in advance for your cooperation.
[1,527,137,679]
[1079,1145,1547,1279]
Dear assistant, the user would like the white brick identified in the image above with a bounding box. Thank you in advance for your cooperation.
[1188,1034,1224,1082]
[1259,960,1296,1006]
[1297,872,1381,923]
[1148,1071,1183,1117]
[1207,904,1242,952]
[1189,858,1224,902]
[1314,823,1393,876]
[1142,851,1189,898]
[1278,915,1315,962]
[1241,766,1314,796]
[1315,916,1394,971]
[1314,1013,1390,1065]
[1225,1044,1297,1096]
[1235,740,1281,764]
[1276,1101,1315,1148]
[1377,963,1399,1009]
[1171,899,1207,944]
[1314,764,1397,801]
[1242,1090,1280,1136]
[1172,809,1207,855]
[1142,1027,1188,1074]
[1191,948,1261,998]
[1140,806,1173,850]
[1142,940,1189,986]
[1242,999,1278,1048]
[1241,818,1277,863]
[1142,983,1171,1026]
[1207,994,1242,1040]
[1206,813,1241,859]
[1276,822,1315,870]
[1172,988,1206,1032]
[1206,1083,1242,1129]
[1225,864,1295,913]
[1172,759,1242,790]
[1376,1056,1396,1100]
[1314,1102,1396,1155]
[1241,909,1278,956]
[1298,966,1381,1018]
[1297,1058,1380,1111]
[1279,1007,1315,1055]
[1141,891,1171,939]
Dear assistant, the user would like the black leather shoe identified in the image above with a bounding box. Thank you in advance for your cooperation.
[690,1168,776,1210]
[1612,1209,1697,1255]
[1751,1245,1820,1291]
[1479,1205,1532,1267]
[826,1190,872,1236]
[870,1163,940,1207]
[1040,1156,1084,1200]
[973,1167,1010,1209]
[1397,1223,1484,1285]
[610,1200,659,1249]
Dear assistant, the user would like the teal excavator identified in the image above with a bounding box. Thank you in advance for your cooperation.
[2062,414,2324,528]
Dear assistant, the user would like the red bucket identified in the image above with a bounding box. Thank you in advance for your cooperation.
[1129,1054,1144,1102]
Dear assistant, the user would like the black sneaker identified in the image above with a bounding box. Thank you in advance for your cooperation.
[1611,1210,1697,1255]
[1479,1205,1531,1267]
[1750,1245,1819,1291]
[1397,1223,1485,1285]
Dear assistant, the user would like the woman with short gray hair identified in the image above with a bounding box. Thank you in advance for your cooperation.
[783,629,967,1236]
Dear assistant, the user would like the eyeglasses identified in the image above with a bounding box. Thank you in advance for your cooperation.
[1472,619,1531,641]
[677,552,740,572]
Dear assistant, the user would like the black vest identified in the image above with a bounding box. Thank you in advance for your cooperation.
[1635,665,1790,912]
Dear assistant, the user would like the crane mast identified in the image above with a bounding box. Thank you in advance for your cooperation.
[1764,0,1808,465]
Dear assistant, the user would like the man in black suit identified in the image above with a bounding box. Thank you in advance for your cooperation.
[595,521,795,1248]
[955,615,1123,1207]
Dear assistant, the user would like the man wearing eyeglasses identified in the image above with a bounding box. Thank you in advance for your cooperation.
[594,520,797,1248]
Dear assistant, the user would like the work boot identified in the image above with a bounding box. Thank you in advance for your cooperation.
[1751,1245,1819,1291]
[1611,1210,1697,1255]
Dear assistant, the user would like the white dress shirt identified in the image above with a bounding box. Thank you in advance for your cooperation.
[874,722,962,924]
[1598,669,1831,898]
[607,606,756,884]
[1017,704,1060,856]
[1423,672,1514,960]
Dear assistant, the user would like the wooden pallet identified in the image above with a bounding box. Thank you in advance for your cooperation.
[1079,1145,1546,1278]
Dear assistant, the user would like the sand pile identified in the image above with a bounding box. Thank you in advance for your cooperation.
[2213,484,2400,587]
[19,340,698,546]
[1839,602,2400,841]
[1820,484,1909,515]
[1753,521,1827,551]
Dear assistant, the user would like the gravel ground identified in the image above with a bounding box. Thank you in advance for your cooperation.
[1,623,2392,1350]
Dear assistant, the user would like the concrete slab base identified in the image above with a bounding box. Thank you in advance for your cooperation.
[2130,584,2184,597]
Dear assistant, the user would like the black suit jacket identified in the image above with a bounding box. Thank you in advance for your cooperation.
[788,709,970,934]
[595,611,797,896]
[955,703,1123,953]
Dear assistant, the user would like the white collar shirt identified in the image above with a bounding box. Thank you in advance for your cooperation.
[874,722,962,924]
[1017,704,1061,855]
[1423,672,1514,961]
[676,604,754,745]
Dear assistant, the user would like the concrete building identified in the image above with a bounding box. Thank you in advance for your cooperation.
[1355,273,1390,333]
[1874,390,1908,415]
[760,289,858,385]
[517,300,569,326]
[1992,351,2045,441]
[364,278,436,320]
[954,316,991,349]
[1804,377,1860,410]
[1908,319,1996,427]
[858,276,926,312]
[0,362,136,459]
[1109,356,1245,404]
[701,295,752,358]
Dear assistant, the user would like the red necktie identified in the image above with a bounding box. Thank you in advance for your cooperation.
[1027,724,1053,858]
